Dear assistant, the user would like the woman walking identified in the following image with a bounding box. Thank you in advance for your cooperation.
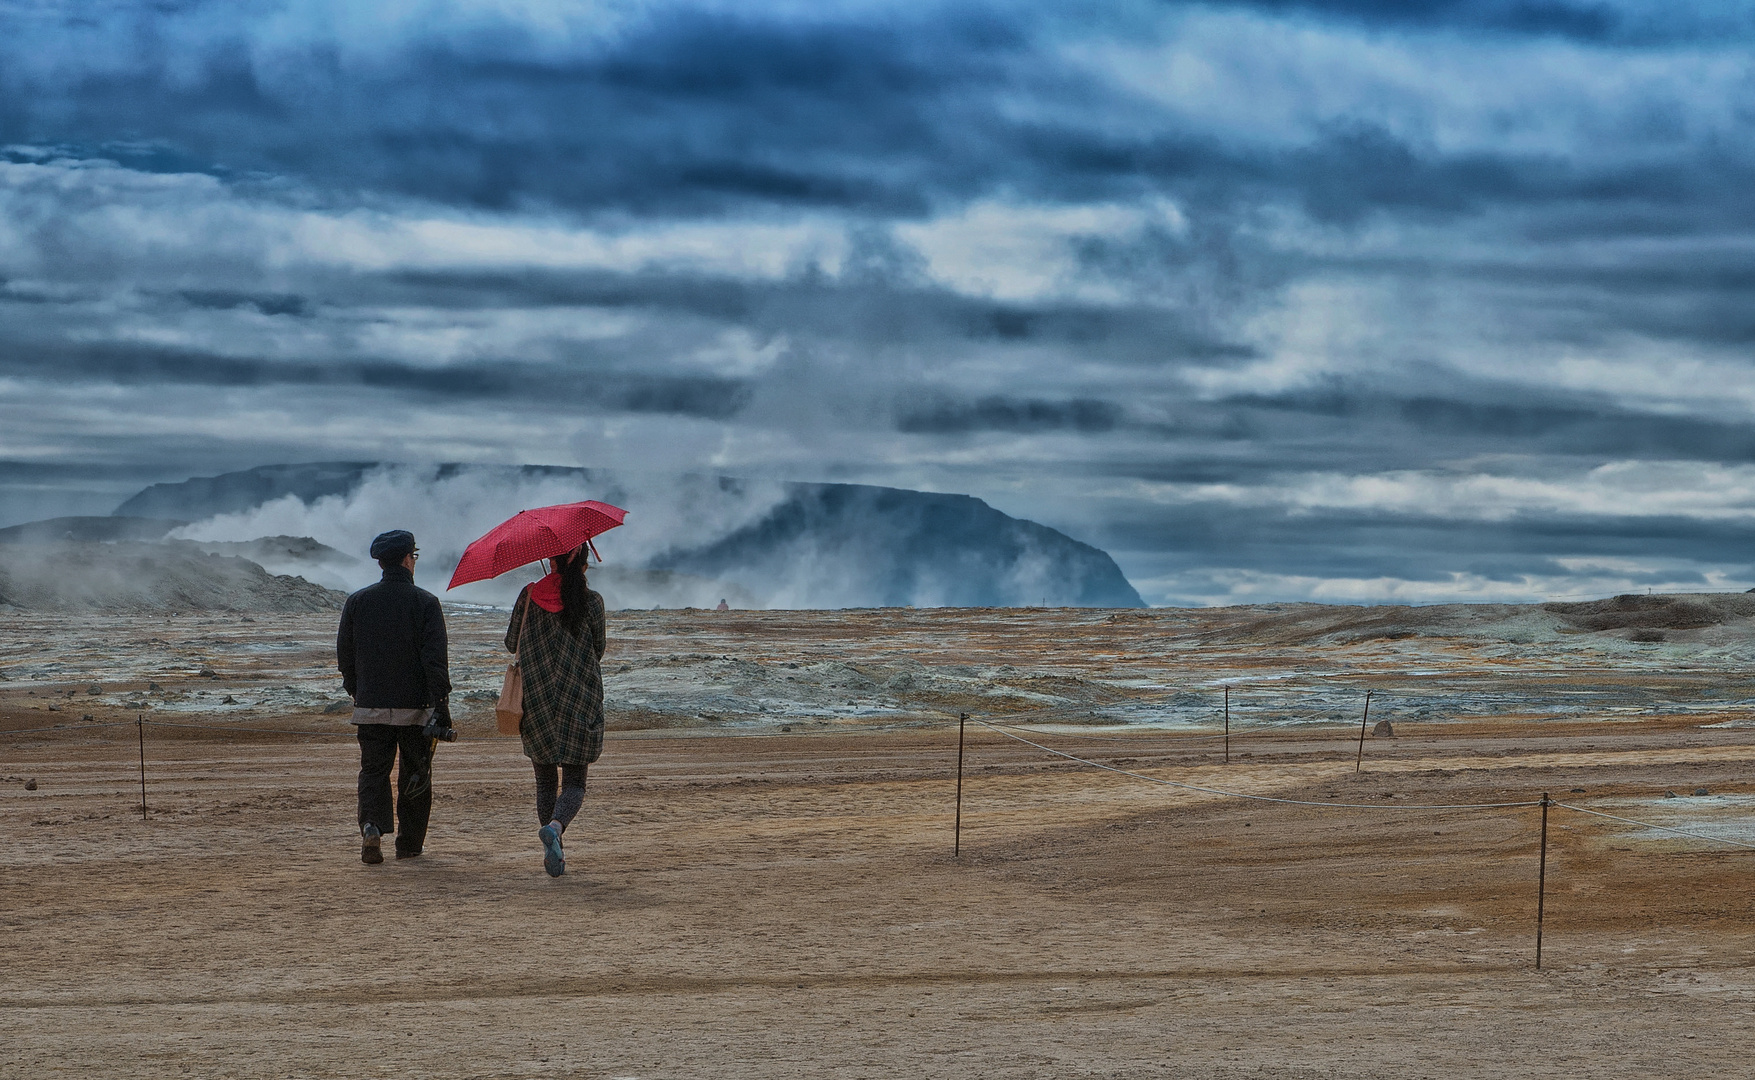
[506,543,607,877]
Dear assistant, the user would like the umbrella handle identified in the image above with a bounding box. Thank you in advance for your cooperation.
[588,539,601,563]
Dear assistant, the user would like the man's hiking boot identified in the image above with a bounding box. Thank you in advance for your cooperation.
[361,823,383,865]
[539,824,565,877]
[394,847,422,860]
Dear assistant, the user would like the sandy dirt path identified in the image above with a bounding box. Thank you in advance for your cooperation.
[6,719,1755,1079]
[7,605,1755,1077]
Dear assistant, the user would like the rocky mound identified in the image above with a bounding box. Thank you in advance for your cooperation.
[0,542,345,613]
[650,483,1141,608]
[183,535,356,566]
[1540,593,1755,633]
[0,516,185,544]
[1184,593,1755,647]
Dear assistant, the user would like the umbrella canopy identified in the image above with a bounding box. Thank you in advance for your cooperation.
[447,500,627,590]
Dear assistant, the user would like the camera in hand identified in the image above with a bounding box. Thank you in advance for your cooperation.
[422,700,457,742]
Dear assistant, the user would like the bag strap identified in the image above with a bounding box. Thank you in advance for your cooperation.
[512,588,533,658]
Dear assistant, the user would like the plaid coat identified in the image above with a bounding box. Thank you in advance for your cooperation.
[506,584,607,765]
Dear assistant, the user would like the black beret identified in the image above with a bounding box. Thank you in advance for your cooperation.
[369,529,416,561]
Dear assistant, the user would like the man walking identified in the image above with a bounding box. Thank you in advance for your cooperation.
[337,529,452,864]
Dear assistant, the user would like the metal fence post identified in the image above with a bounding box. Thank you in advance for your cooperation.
[137,713,148,820]
[1354,690,1372,773]
[954,712,968,857]
[1536,792,1551,969]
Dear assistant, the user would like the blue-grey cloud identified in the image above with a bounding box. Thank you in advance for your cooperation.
[1,3,1739,227]
[2,0,1755,606]
[0,338,752,416]
[897,396,1124,434]
[1214,0,1755,44]
[1220,0,1621,39]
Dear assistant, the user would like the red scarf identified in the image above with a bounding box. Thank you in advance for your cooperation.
[527,572,564,613]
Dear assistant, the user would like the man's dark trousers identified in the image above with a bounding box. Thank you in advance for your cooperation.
[357,724,432,855]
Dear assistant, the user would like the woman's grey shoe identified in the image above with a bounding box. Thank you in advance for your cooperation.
[539,824,565,877]
[361,823,384,865]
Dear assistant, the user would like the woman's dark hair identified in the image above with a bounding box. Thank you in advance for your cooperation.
[551,549,589,636]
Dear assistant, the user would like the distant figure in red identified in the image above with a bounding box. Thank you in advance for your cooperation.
[716,598,729,611]
[505,544,606,877]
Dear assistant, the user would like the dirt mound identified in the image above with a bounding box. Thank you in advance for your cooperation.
[183,535,356,566]
[0,541,345,613]
[1186,593,1755,647]
[1189,601,1553,647]
[1542,593,1755,632]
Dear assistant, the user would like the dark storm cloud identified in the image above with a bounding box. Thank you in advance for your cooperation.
[1100,503,1755,582]
[1445,255,1755,348]
[1,3,1738,229]
[1222,387,1755,463]
[1213,0,1755,44]
[1216,0,1621,39]
[0,338,750,417]
[0,7,1029,215]
[366,267,1253,362]
[897,396,1124,434]
[177,290,308,317]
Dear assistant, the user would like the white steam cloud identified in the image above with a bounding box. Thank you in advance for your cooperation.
[170,465,787,608]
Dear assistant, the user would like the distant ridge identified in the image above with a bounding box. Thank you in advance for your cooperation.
[111,462,1147,608]
[0,516,186,544]
[116,462,374,520]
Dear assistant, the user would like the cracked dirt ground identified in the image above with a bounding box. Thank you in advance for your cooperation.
[4,603,1755,1078]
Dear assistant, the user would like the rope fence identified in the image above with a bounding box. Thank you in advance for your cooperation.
[0,720,137,736]
[1554,801,1755,852]
[974,718,1235,746]
[136,718,502,741]
[967,718,1543,811]
[6,693,1754,972]
[947,712,1755,971]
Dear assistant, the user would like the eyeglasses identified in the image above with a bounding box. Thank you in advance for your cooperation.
[410,552,420,560]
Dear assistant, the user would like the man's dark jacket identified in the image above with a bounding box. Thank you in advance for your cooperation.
[337,565,451,708]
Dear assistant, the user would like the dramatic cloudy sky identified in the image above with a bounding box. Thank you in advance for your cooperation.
[3,0,1754,605]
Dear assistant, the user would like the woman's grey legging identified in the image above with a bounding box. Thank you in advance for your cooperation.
[533,761,586,831]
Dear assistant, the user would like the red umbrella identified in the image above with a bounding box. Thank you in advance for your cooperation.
[447,500,627,590]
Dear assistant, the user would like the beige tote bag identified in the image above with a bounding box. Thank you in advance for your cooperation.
[496,600,532,735]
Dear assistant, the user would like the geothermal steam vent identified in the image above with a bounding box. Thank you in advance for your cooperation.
[113,462,1146,609]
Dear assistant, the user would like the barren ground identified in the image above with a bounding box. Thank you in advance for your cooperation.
[5,604,1755,1078]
